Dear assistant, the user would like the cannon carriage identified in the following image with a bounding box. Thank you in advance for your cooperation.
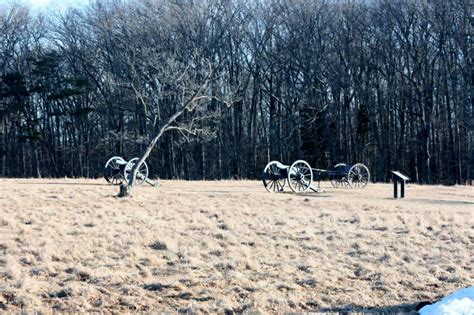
[262,160,370,193]
[103,156,158,186]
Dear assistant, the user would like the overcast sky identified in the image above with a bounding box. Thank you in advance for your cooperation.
[0,0,89,12]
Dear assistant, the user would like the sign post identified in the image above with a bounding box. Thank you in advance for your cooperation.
[391,171,410,198]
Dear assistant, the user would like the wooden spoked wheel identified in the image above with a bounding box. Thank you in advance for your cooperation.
[124,157,149,186]
[347,163,370,188]
[288,160,313,193]
[104,156,126,185]
[262,161,286,193]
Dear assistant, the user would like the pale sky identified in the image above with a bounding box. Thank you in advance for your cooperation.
[0,0,89,11]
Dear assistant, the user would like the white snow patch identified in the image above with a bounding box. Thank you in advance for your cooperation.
[419,286,474,315]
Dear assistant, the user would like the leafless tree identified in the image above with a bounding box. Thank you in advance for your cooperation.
[0,0,472,185]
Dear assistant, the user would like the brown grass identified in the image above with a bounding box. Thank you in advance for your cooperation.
[0,179,472,313]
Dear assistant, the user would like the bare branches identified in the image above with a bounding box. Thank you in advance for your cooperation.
[0,0,471,185]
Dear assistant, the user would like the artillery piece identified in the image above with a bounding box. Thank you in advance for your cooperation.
[262,160,370,193]
[103,156,159,187]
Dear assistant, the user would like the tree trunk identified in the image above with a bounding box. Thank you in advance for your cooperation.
[118,184,132,197]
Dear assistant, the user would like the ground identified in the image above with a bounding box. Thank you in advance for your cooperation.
[0,179,472,313]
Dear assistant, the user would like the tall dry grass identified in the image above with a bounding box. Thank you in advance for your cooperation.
[0,179,472,313]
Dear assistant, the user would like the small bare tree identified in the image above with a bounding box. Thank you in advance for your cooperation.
[119,63,221,196]
[107,1,231,196]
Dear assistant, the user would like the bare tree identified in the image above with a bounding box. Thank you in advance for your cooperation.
[0,0,472,185]
[94,1,231,196]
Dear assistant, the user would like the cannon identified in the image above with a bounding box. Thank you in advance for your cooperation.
[262,160,370,193]
[103,156,159,187]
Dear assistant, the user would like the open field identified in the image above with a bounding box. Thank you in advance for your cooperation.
[0,179,472,313]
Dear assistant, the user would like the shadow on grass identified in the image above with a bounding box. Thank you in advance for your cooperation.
[381,197,474,205]
[15,182,106,186]
[279,191,332,198]
[312,300,431,314]
[414,198,474,205]
[176,189,252,193]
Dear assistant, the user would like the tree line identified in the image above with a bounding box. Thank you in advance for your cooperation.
[0,0,472,184]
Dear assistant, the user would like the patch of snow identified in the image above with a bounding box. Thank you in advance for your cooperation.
[419,286,474,315]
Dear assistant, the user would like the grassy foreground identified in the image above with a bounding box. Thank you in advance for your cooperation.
[0,179,472,313]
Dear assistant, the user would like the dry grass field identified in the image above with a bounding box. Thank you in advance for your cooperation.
[0,179,472,313]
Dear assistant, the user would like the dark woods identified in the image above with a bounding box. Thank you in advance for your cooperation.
[0,0,472,184]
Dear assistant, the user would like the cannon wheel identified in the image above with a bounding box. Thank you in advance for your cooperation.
[347,163,370,188]
[124,157,149,186]
[288,160,313,193]
[104,156,126,185]
[262,161,286,193]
